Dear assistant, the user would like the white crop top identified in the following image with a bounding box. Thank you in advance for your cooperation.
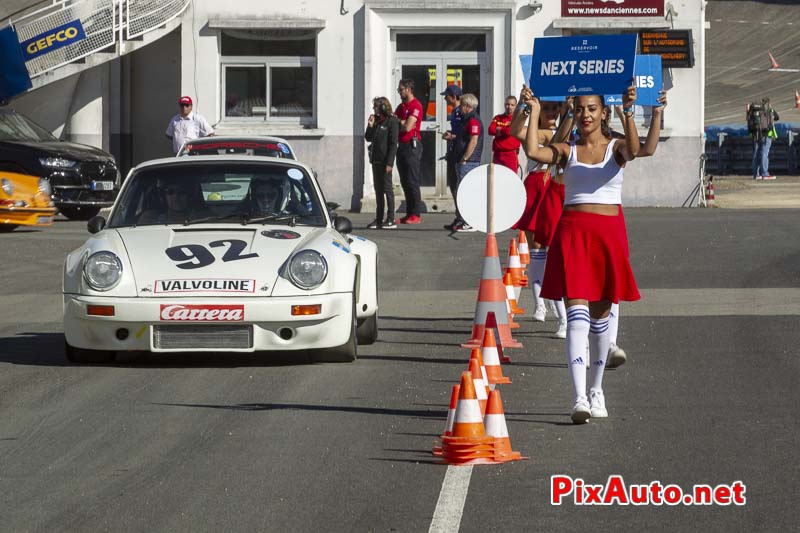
[563,139,623,205]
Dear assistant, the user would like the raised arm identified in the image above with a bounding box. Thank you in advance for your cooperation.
[615,84,640,162]
[510,86,530,142]
[639,90,667,157]
[552,97,574,144]
[523,95,568,165]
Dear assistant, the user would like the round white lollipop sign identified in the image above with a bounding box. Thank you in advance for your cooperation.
[456,164,526,233]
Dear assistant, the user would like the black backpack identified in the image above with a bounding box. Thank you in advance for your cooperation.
[747,102,772,135]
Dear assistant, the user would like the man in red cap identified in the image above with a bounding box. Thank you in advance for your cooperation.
[165,96,214,155]
[488,95,521,172]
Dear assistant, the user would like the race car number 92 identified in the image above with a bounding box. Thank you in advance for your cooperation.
[165,239,258,269]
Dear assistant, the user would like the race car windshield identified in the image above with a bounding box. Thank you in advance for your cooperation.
[108,162,326,228]
[180,140,294,158]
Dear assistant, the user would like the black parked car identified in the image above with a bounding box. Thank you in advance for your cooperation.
[0,108,120,220]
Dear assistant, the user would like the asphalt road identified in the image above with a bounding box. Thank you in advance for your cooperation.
[1,209,798,532]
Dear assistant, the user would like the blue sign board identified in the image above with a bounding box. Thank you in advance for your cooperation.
[20,19,86,61]
[605,55,663,107]
[529,34,637,98]
[0,26,32,101]
[519,54,564,102]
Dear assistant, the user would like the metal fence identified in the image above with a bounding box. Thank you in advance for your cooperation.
[9,0,190,78]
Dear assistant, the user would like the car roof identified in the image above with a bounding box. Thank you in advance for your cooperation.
[185,135,293,145]
[133,155,312,173]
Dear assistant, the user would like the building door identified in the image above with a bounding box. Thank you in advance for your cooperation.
[394,34,487,197]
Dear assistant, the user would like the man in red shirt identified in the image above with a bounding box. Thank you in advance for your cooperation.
[394,79,424,224]
[488,95,521,172]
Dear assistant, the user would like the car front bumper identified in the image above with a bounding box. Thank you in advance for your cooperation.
[63,293,353,353]
[0,206,57,227]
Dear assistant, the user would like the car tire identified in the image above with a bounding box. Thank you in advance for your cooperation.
[64,339,116,364]
[59,206,100,221]
[313,293,357,363]
[0,225,19,232]
[357,313,378,345]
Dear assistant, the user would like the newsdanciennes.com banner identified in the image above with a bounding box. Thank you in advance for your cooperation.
[562,0,664,17]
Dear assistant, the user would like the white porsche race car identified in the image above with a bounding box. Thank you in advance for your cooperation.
[63,156,378,363]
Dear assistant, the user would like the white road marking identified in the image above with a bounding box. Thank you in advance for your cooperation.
[429,465,473,533]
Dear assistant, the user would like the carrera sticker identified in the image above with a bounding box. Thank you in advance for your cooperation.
[155,278,256,293]
[287,168,304,181]
[261,229,301,240]
[160,304,244,321]
[331,240,350,254]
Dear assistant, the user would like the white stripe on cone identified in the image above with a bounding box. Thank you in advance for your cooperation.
[454,399,483,424]
[484,413,509,438]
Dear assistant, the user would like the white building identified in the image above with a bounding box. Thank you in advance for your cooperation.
[10,0,707,209]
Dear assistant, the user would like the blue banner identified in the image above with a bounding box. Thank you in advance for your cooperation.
[0,27,32,102]
[605,55,663,107]
[518,54,563,102]
[529,34,638,98]
[20,19,86,61]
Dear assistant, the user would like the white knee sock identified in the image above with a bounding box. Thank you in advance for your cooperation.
[566,305,590,400]
[529,248,547,310]
[554,298,567,321]
[608,302,620,346]
[588,316,611,392]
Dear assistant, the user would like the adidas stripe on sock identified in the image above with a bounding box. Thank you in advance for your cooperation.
[608,302,620,346]
[529,248,548,310]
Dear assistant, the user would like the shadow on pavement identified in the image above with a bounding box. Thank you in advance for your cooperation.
[153,401,444,418]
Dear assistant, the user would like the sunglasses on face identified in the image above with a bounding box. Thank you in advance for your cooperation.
[180,104,192,108]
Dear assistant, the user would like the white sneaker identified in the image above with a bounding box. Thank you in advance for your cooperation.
[533,304,546,322]
[606,343,627,368]
[554,318,567,339]
[589,389,608,418]
[571,397,591,424]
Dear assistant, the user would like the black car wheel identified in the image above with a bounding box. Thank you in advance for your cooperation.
[0,225,19,232]
[313,292,357,363]
[59,206,100,221]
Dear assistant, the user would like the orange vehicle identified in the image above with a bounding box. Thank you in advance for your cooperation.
[0,171,57,232]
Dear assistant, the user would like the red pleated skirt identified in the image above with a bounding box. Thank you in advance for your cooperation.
[533,181,565,248]
[540,207,640,304]
[513,170,550,231]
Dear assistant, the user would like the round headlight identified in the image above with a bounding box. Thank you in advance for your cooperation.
[83,251,123,291]
[38,178,51,196]
[1,178,13,196]
[288,250,328,289]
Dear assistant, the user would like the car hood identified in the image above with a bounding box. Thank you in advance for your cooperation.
[116,225,333,297]
[3,140,113,161]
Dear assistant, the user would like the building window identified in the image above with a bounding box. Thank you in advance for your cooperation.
[220,29,316,124]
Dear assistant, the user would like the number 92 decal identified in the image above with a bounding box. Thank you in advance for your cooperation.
[165,239,258,269]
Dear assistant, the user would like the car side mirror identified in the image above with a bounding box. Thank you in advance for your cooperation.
[333,216,352,235]
[87,215,106,234]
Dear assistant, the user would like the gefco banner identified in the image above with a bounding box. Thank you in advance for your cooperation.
[529,34,637,99]
[20,19,86,61]
[562,0,664,18]
[605,54,663,107]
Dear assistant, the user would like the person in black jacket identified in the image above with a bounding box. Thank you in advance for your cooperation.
[365,96,400,229]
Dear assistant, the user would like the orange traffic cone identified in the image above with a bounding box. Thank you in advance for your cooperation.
[481,328,511,388]
[462,234,523,349]
[504,272,525,315]
[433,384,460,456]
[484,389,526,463]
[768,50,780,70]
[795,89,800,109]
[486,311,513,363]
[504,239,528,289]
[517,230,531,268]
[441,372,497,465]
[706,175,715,206]
[469,357,489,416]
[469,347,489,390]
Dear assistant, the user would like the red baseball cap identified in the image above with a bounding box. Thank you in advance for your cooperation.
[178,96,193,105]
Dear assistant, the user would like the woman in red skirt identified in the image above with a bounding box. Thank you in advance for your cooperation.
[521,85,642,424]
[509,94,572,323]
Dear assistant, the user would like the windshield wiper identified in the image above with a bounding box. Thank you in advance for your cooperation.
[246,213,299,226]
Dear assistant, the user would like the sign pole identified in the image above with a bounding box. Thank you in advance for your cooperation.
[487,162,495,235]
